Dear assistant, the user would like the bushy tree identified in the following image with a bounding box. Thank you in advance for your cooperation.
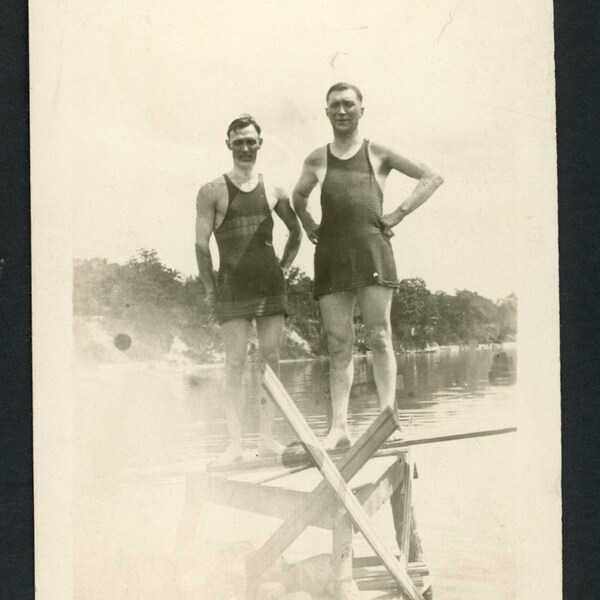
[432,291,461,345]
[391,278,436,348]
[497,293,517,341]
[285,266,325,354]
[73,250,517,360]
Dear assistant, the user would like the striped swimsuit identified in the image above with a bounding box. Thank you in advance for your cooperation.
[214,174,287,323]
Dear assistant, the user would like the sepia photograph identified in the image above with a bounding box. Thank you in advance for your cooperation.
[31,2,560,599]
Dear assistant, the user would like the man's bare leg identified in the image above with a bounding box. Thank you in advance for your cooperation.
[357,285,400,437]
[211,318,251,467]
[319,291,356,450]
[255,314,286,457]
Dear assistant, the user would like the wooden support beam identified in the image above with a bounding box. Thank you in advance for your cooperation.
[246,406,398,582]
[391,454,425,568]
[199,456,406,531]
[332,511,353,600]
[390,467,406,568]
[408,503,425,564]
[353,560,430,594]
[249,464,311,485]
[400,457,414,569]
[195,473,322,524]
[355,458,406,523]
[250,365,423,600]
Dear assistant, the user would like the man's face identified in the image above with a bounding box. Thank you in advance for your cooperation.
[326,89,363,135]
[226,125,262,166]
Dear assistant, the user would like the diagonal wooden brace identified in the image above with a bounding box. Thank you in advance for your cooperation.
[247,365,423,600]
[246,404,398,578]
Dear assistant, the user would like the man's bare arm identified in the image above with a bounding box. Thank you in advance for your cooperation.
[195,185,217,303]
[292,155,321,244]
[376,144,444,231]
[273,189,303,273]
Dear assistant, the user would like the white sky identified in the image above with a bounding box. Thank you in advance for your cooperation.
[51,0,554,300]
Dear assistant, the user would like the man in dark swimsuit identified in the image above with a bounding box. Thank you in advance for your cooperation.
[196,115,302,466]
[293,83,444,449]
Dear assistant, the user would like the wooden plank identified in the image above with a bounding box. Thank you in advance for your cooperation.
[255,365,423,600]
[354,557,429,574]
[355,458,406,522]
[353,566,429,599]
[198,473,326,525]
[345,457,399,490]
[207,425,517,475]
[354,562,430,594]
[246,405,399,585]
[250,464,312,485]
[268,457,396,492]
[229,465,300,485]
[202,456,405,529]
[380,426,517,450]
[264,456,398,493]
[262,465,327,492]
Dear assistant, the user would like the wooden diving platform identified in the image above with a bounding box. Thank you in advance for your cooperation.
[190,450,430,599]
[181,366,516,600]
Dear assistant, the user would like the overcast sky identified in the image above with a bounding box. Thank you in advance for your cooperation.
[50,1,554,300]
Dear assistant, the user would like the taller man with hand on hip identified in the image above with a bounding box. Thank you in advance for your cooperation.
[293,83,443,449]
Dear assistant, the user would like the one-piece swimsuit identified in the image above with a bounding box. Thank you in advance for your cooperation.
[314,140,400,298]
[214,174,287,322]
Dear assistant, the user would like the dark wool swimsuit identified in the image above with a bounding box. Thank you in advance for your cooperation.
[214,174,287,323]
[314,139,400,298]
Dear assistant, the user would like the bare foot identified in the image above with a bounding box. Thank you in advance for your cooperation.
[322,427,351,451]
[257,438,286,459]
[208,444,244,469]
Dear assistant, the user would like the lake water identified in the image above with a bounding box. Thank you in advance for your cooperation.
[73,346,517,600]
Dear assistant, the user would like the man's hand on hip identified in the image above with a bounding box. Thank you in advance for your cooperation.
[304,223,320,245]
[380,209,408,238]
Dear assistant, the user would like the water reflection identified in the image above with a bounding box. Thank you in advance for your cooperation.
[73,346,517,600]
[188,346,517,459]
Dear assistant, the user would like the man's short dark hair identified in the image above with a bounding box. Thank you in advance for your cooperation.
[326,82,363,103]
[226,114,262,138]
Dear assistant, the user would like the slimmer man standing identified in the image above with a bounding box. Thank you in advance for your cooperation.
[196,115,302,466]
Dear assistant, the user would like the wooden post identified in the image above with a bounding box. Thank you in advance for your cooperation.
[401,457,414,568]
[391,453,425,566]
[391,457,412,569]
[409,504,425,563]
[332,511,354,600]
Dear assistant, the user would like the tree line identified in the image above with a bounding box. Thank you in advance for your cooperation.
[73,249,517,361]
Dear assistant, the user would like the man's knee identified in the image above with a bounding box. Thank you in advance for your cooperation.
[326,329,354,362]
[258,346,280,368]
[225,354,247,375]
[366,324,393,353]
